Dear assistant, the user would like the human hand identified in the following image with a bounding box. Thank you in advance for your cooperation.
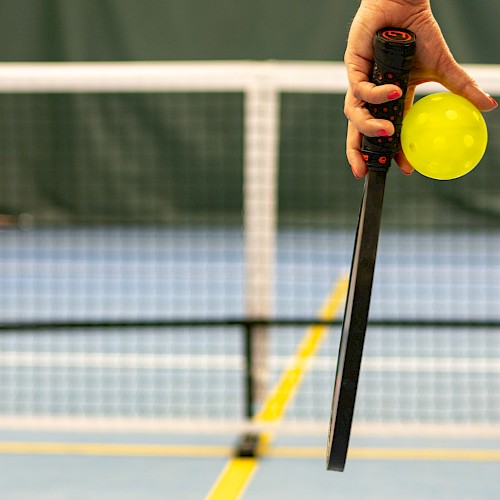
[344,0,498,178]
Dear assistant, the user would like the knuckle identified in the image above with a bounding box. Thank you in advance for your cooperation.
[343,89,356,120]
[343,101,350,120]
[351,82,365,101]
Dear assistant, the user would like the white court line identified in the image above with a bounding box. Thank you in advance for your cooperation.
[361,357,500,373]
[0,352,244,369]
[0,352,499,373]
[0,416,499,438]
[320,357,500,373]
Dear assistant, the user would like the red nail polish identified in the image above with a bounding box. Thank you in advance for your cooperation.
[388,90,401,100]
[376,129,389,137]
[350,166,362,179]
[490,96,498,108]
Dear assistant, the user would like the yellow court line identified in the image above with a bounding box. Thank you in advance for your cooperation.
[1,442,499,463]
[349,447,500,462]
[206,275,349,500]
[0,442,231,457]
[268,446,500,462]
[206,457,259,498]
[254,280,348,424]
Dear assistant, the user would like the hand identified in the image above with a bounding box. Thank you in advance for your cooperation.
[344,0,498,178]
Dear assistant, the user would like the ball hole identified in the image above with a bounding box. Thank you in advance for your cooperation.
[464,135,474,147]
[417,113,428,125]
[409,142,417,153]
[445,110,458,120]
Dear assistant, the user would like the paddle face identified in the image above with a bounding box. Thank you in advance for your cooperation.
[326,28,416,472]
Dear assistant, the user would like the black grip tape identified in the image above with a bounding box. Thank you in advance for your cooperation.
[361,28,416,171]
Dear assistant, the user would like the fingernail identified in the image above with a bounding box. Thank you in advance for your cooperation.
[388,90,401,100]
[376,129,390,137]
[350,166,362,179]
[402,169,413,176]
[487,94,498,108]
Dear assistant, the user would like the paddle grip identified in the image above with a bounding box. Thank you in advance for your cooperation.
[361,28,417,171]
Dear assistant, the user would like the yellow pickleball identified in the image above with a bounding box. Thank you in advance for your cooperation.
[401,92,488,180]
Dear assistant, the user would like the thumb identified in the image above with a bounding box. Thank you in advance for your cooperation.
[439,58,497,112]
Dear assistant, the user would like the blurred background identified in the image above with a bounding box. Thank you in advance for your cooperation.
[0,1,496,62]
[0,1,498,499]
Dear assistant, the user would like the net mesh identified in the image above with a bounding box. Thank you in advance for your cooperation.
[0,62,499,432]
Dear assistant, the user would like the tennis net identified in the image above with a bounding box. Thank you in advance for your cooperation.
[0,61,499,435]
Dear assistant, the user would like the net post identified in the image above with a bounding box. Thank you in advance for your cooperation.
[243,321,255,419]
[243,70,279,402]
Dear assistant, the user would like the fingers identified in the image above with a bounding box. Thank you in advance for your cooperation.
[346,122,367,179]
[344,24,408,178]
[346,121,413,179]
[394,150,414,176]
[344,88,396,137]
[345,88,412,179]
[438,57,498,112]
[345,88,390,179]
[395,86,416,175]
[350,79,403,106]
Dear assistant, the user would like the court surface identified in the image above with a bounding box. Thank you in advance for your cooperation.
[0,431,498,499]
[0,226,499,498]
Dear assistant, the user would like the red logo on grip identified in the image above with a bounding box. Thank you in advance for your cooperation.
[381,30,412,42]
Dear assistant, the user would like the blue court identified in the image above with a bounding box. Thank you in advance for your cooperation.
[0,226,499,498]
